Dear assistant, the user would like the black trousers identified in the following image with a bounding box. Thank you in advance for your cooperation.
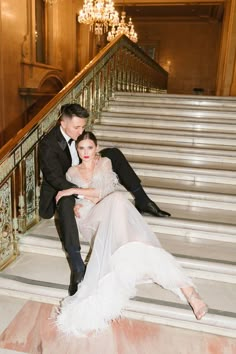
[56,147,141,273]
[100,147,141,190]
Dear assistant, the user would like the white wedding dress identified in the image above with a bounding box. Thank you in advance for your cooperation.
[56,157,193,336]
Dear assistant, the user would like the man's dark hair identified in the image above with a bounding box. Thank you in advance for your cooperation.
[58,103,89,120]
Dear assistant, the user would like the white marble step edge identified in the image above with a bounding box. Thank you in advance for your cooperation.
[99,143,236,161]
[0,277,64,305]
[150,223,236,244]
[100,118,236,134]
[98,138,236,158]
[109,99,236,114]
[95,132,236,149]
[115,91,236,99]
[94,125,236,142]
[20,227,236,252]
[18,239,236,284]
[124,302,236,339]
[25,212,236,241]
[105,104,236,119]
[132,162,236,177]
[130,163,236,185]
[0,277,235,339]
[109,95,236,107]
[95,120,236,136]
[114,91,235,98]
[120,189,236,211]
[111,99,236,111]
[23,213,236,244]
[100,111,236,125]
[112,92,236,108]
[19,238,89,258]
[106,97,236,112]
[146,216,236,243]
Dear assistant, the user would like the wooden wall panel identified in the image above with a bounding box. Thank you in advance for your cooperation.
[137,20,221,95]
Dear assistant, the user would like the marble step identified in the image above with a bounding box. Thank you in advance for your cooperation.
[94,126,236,150]
[0,252,235,338]
[120,185,236,211]
[98,142,236,170]
[129,163,236,186]
[100,110,236,126]
[94,124,236,141]
[111,92,236,111]
[95,124,236,139]
[19,219,236,283]
[98,115,236,134]
[104,103,236,120]
[22,212,236,244]
[134,171,236,197]
[132,176,236,200]
[125,279,236,339]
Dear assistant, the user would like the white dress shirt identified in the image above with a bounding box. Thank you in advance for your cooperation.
[60,127,80,166]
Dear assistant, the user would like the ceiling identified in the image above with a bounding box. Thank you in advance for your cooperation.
[115,4,224,22]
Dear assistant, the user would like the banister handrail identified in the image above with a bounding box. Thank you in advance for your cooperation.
[0,34,168,270]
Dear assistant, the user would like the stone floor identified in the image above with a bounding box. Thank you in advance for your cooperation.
[0,295,236,354]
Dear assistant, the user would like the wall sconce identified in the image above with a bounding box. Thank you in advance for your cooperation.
[166,60,171,72]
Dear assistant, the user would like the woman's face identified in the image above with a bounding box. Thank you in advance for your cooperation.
[77,138,97,162]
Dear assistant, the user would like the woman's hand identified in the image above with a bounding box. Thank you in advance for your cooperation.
[56,188,76,203]
[74,204,83,218]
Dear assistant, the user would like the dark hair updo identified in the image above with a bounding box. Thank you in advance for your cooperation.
[76,131,97,147]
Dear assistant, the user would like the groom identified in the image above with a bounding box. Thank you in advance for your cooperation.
[39,103,170,296]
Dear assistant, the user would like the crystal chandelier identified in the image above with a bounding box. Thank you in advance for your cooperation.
[107,11,138,43]
[78,0,119,37]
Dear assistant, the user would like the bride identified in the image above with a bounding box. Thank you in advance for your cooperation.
[55,131,208,337]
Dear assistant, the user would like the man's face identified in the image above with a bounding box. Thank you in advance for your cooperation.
[60,115,86,140]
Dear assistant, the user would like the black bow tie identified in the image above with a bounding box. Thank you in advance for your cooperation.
[68,138,74,146]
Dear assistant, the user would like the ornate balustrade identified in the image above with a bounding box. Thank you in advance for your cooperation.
[0,34,168,270]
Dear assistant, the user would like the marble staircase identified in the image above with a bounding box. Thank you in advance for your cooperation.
[0,92,236,338]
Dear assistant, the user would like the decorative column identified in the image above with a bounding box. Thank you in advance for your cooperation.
[216,0,236,95]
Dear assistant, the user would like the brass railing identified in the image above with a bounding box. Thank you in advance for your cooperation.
[0,34,168,270]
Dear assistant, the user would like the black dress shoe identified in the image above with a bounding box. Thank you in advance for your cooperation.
[136,201,171,217]
[68,268,86,296]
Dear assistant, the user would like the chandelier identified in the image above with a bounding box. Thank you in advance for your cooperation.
[107,11,138,43]
[78,0,119,37]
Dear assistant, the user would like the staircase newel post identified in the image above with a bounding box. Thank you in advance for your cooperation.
[12,217,20,257]
[17,194,26,233]
[35,185,41,223]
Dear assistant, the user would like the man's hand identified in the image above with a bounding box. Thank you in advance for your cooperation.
[56,188,76,203]
[74,204,83,218]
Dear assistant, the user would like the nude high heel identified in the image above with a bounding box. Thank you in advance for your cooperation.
[187,289,208,320]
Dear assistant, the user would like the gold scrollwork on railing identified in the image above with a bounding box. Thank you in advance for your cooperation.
[25,152,36,227]
[0,180,18,270]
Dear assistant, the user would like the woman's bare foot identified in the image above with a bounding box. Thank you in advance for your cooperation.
[187,289,208,320]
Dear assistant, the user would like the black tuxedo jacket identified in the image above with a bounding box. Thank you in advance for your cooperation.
[38,124,77,219]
